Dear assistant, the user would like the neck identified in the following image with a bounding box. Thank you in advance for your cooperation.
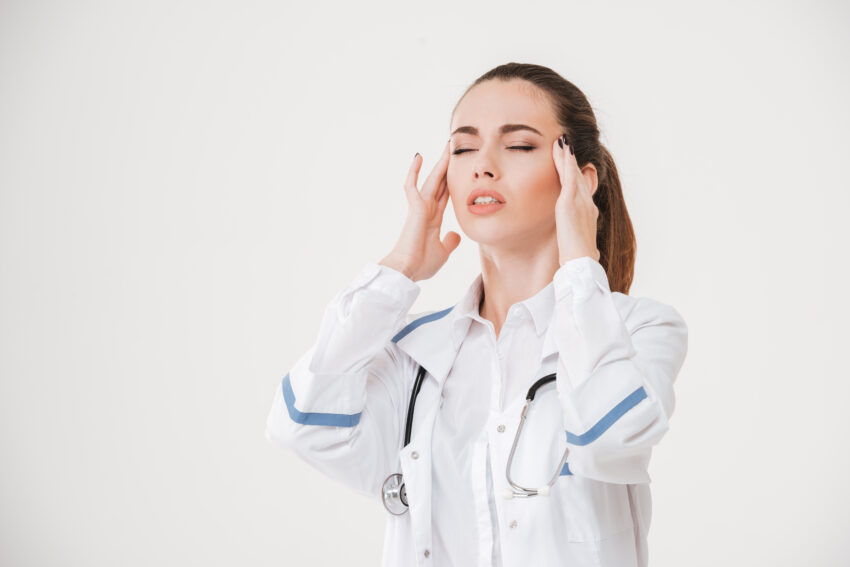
[477,237,560,335]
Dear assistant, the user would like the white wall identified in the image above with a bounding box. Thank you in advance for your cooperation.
[1,0,848,565]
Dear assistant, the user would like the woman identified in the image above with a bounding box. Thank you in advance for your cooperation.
[266,62,689,567]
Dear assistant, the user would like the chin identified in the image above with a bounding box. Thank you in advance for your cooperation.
[460,223,517,248]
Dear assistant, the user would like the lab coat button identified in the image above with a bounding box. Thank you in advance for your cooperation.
[509,520,518,528]
[424,549,430,558]
[497,424,505,433]
[411,451,419,460]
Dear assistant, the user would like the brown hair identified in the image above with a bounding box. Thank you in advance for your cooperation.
[450,62,637,295]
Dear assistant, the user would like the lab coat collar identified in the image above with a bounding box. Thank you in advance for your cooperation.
[452,273,555,344]
[391,272,559,386]
[451,272,556,339]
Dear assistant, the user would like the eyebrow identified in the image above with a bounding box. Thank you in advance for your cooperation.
[450,123,544,137]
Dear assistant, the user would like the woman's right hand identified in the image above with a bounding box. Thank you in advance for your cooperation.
[379,140,460,282]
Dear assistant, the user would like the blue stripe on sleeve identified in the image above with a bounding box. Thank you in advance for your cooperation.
[281,304,454,428]
[565,386,647,446]
[281,372,362,427]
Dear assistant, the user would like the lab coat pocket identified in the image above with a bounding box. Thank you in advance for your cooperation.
[555,476,635,543]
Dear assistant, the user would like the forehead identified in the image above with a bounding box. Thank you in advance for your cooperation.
[451,79,557,132]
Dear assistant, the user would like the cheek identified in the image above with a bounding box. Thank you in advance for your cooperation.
[535,155,562,187]
[523,163,561,201]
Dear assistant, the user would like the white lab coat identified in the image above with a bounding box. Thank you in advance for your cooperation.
[266,256,689,566]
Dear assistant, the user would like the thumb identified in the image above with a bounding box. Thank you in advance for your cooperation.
[442,231,461,253]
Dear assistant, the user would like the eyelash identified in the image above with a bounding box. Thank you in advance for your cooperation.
[452,146,535,155]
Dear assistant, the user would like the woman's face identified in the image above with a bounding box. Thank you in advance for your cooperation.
[448,79,564,251]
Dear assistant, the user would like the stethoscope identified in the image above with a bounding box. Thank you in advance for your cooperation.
[381,365,570,515]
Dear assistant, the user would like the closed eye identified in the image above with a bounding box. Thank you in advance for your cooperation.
[452,146,535,155]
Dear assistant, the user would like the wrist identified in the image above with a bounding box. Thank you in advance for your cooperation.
[378,256,415,281]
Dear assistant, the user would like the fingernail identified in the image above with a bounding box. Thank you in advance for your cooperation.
[557,138,563,149]
[561,133,569,146]
[569,145,574,156]
[415,152,420,158]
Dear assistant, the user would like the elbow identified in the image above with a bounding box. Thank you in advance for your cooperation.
[266,391,354,458]
[565,405,671,484]
[265,378,317,453]
[265,406,297,450]
[567,443,654,484]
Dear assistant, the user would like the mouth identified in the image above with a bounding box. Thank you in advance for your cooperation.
[467,201,506,215]
[467,188,507,206]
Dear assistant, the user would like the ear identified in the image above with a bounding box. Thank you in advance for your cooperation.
[581,163,599,198]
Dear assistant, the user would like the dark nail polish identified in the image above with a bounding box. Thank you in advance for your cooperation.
[557,138,563,149]
[415,152,420,158]
[561,133,569,146]
[569,145,574,156]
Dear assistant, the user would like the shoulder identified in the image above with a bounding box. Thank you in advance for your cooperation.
[393,305,456,344]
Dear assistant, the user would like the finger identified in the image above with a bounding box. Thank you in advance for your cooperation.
[563,145,593,203]
[420,139,451,201]
[434,176,448,205]
[560,136,592,201]
[556,137,577,198]
[437,181,450,212]
[576,168,593,204]
[420,139,450,201]
[404,152,423,203]
[441,231,461,254]
[552,138,563,180]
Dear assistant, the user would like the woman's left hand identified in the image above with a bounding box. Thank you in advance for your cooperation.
[552,134,601,265]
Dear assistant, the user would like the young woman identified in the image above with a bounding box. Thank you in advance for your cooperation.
[266,62,689,567]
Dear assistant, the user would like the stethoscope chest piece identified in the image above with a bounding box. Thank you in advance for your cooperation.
[381,365,427,516]
[382,473,409,515]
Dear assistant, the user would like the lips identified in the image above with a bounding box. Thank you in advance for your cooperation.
[467,188,507,206]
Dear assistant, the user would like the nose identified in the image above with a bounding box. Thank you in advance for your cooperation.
[473,150,497,179]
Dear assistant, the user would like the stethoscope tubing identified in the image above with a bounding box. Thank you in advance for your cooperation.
[404,365,427,447]
[383,366,568,514]
[504,374,570,497]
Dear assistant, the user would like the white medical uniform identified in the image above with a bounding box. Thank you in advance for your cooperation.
[266,256,689,567]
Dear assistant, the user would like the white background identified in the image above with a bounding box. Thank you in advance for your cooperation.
[1,0,848,565]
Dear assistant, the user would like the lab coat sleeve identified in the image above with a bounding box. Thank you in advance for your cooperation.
[265,262,421,499]
[553,256,689,484]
